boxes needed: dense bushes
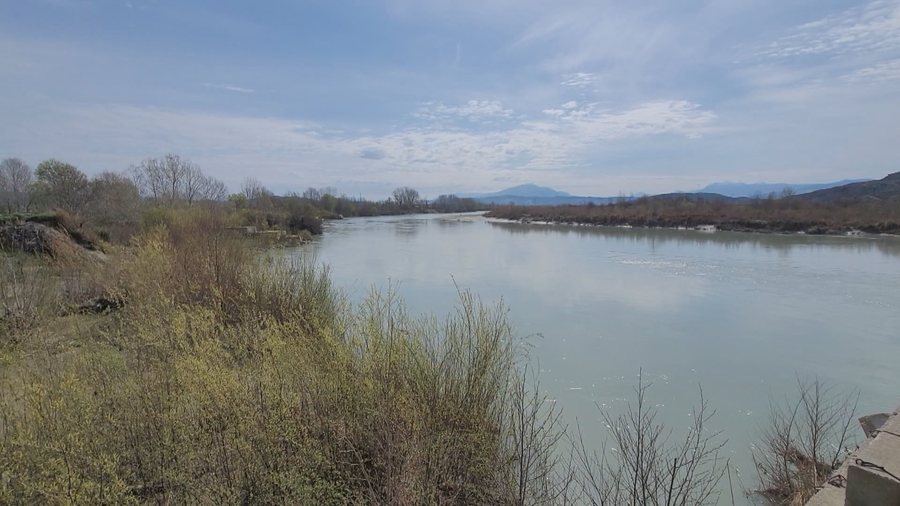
[0,213,573,504]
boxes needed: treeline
[487,193,900,235]
[0,155,485,244]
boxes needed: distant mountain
[465,184,571,199]
[795,172,900,203]
[461,184,617,206]
[472,195,619,206]
[698,179,869,198]
[459,174,897,207]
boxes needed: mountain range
[463,175,898,206]
[461,184,618,206]
[696,179,869,198]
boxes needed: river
[292,212,900,501]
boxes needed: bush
[0,216,566,503]
[287,213,323,235]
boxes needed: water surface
[292,213,900,499]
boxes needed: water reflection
[302,212,900,506]
[488,220,900,258]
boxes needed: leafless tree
[753,378,859,505]
[505,367,574,505]
[201,176,228,202]
[131,156,172,201]
[241,177,273,208]
[0,158,33,212]
[574,374,729,505]
[241,177,266,200]
[131,154,225,205]
[392,186,420,209]
[302,187,322,201]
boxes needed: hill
[698,179,869,198]
[463,184,617,206]
[795,172,900,203]
[482,183,571,198]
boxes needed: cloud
[414,99,514,121]
[359,147,387,160]
[844,58,900,83]
[756,0,900,59]
[1,98,716,195]
[560,72,598,88]
[203,83,255,94]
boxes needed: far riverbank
[485,199,900,236]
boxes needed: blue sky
[1,0,899,198]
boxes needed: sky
[1,0,899,198]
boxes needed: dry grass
[0,209,569,504]
[488,197,900,235]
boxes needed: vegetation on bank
[0,153,867,504]
[487,192,900,235]
[0,206,866,504]
[0,208,733,504]
[0,155,485,250]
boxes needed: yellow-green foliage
[0,209,561,504]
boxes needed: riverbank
[485,198,900,236]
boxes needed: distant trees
[131,154,226,206]
[432,194,482,213]
[0,158,33,213]
[241,177,273,209]
[33,159,91,214]
[392,187,421,210]
[302,187,322,201]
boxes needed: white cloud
[203,83,255,94]
[1,99,716,195]
[757,0,900,59]
[414,99,514,121]
[560,72,598,88]
[844,58,900,83]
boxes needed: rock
[78,296,121,314]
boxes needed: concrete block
[845,424,900,506]
[846,463,900,505]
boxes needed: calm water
[292,212,900,499]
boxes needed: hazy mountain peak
[488,184,571,198]
[698,179,870,198]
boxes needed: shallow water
[292,212,900,502]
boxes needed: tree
[241,177,273,209]
[184,165,227,204]
[432,194,480,213]
[33,159,90,213]
[302,187,322,201]
[85,171,141,227]
[228,193,248,209]
[392,186,420,209]
[201,177,228,202]
[131,154,226,205]
[0,158,33,212]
